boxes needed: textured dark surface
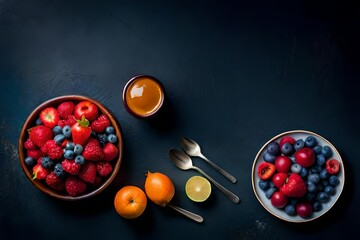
[1,0,359,239]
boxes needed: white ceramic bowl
[251,130,345,222]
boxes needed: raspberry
[65,176,86,197]
[62,159,81,175]
[57,102,75,119]
[27,149,45,160]
[96,161,113,177]
[24,138,37,150]
[91,114,110,133]
[78,162,96,183]
[103,143,118,161]
[46,172,65,191]
[83,139,104,161]
[47,144,63,160]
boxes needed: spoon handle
[200,154,237,183]
[167,204,204,223]
[193,166,240,204]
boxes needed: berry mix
[257,135,341,218]
[23,100,120,197]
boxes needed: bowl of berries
[18,95,123,200]
[252,130,344,222]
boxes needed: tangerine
[114,186,147,219]
[144,171,175,207]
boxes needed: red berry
[47,144,63,160]
[91,114,110,133]
[272,172,288,188]
[295,147,315,167]
[46,172,65,191]
[83,138,104,161]
[24,138,37,150]
[325,159,340,175]
[78,162,97,183]
[71,116,92,146]
[27,149,45,160]
[62,159,81,175]
[275,155,292,173]
[102,142,118,161]
[271,191,288,208]
[57,101,75,119]
[257,162,276,180]
[96,161,113,177]
[296,203,313,218]
[40,107,60,128]
[280,173,306,198]
[279,136,295,148]
[29,125,53,147]
[32,163,50,180]
[65,176,87,197]
[74,101,99,122]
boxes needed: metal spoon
[180,137,237,183]
[167,203,203,223]
[169,149,240,204]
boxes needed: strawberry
[24,138,37,150]
[40,107,60,128]
[57,101,75,119]
[78,162,97,183]
[96,161,113,177]
[91,114,110,133]
[62,159,81,175]
[32,163,50,180]
[280,173,306,198]
[65,176,87,197]
[71,115,92,146]
[83,138,104,161]
[103,142,118,161]
[27,149,45,160]
[279,136,296,148]
[46,172,65,191]
[29,125,53,147]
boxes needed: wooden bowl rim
[18,95,123,201]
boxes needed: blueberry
[62,125,72,138]
[318,192,329,203]
[66,142,75,150]
[313,145,322,155]
[306,193,317,203]
[316,154,326,166]
[324,185,335,195]
[299,167,308,178]
[281,142,294,156]
[75,155,85,165]
[291,163,302,174]
[107,134,117,143]
[265,187,277,199]
[36,118,42,125]
[263,152,276,163]
[313,202,322,212]
[52,126,63,135]
[319,169,329,179]
[321,146,333,159]
[329,175,340,186]
[269,181,275,188]
[53,163,66,178]
[305,136,317,148]
[322,180,329,187]
[308,173,320,184]
[318,184,324,192]
[267,142,280,156]
[289,198,298,206]
[306,181,318,193]
[74,144,83,155]
[64,150,75,159]
[294,139,305,151]
[258,180,270,191]
[24,156,35,167]
[311,165,322,173]
[105,126,115,135]
[54,134,65,145]
[41,156,54,169]
[285,205,296,215]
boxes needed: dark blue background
[1,0,359,239]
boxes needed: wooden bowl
[18,95,123,200]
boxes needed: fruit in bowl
[19,95,123,200]
[252,130,345,222]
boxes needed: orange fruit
[144,171,175,207]
[114,186,147,219]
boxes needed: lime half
[185,176,212,202]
